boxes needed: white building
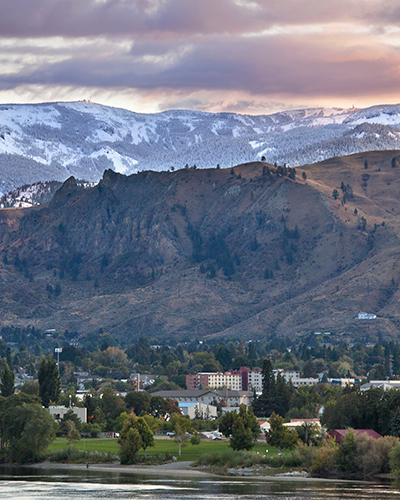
[274,369,319,387]
[328,378,355,387]
[207,372,242,390]
[48,406,87,423]
[179,402,217,419]
[360,380,400,391]
[358,312,377,320]
[248,370,262,391]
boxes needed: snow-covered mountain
[1,100,400,195]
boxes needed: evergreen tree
[266,412,299,450]
[248,341,257,360]
[221,405,260,450]
[275,373,294,416]
[230,417,253,451]
[0,363,14,397]
[38,357,61,407]
[252,358,277,417]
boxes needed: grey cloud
[0,0,394,39]
[0,0,399,112]
[1,33,398,101]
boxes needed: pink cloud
[0,0,399,112]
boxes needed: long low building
[151,389,254,407]
[360,380,400,391]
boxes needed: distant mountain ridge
[1,101,400,195]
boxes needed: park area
[47,436,279,463]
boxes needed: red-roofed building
[329,429,382,443]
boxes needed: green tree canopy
[38,357,61,407]
[118,414,143,465]
[125,391,151,416]
[118,413,155,462]
[135,416,155,458]
[220,405,260,451]
[0,393,56,462]
[266,412,299,450]
[1,363,14,397]
[230,416,253,451]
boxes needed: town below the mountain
[1,325,400,477]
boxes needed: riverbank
[28,460,367,483]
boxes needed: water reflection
[0,466,399,500]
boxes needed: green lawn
[48,437,278,462]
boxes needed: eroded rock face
[0,153,398,343]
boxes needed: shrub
[356,434,398,476]
[295,443,316,469]
[336,429,358,475]
[310,442,337,477]
[390,442,400,476]
[194,449,302,471]
[49,449,117,464]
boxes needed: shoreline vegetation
[25,460,361,483]
[41,430,400,481]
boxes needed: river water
[0,466,399,500]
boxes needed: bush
[49,449,117,464]
[295,443,316,469]
[310,442,338,477]
[194,449,302,471]
[356,434,398,476]
[390,442,400,476]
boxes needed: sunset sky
[1,0,400,115]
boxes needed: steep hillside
[1,152,400,344]
[2,101,400,195]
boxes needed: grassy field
[48,437,278,462]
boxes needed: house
[329,429,382,443]
[284,418,321,431]
[130,373,156,390]
[258,420,271,432]
[48,405,87,423]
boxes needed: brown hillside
[0,152,400,344]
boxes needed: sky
[1,0,400,115]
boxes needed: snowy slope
[1,101,400,195]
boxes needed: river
[0,465,399,500]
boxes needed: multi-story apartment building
[186,367,322,392]
[186,371,242,390]
[186,367,254,391]
[248,369,262,392]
